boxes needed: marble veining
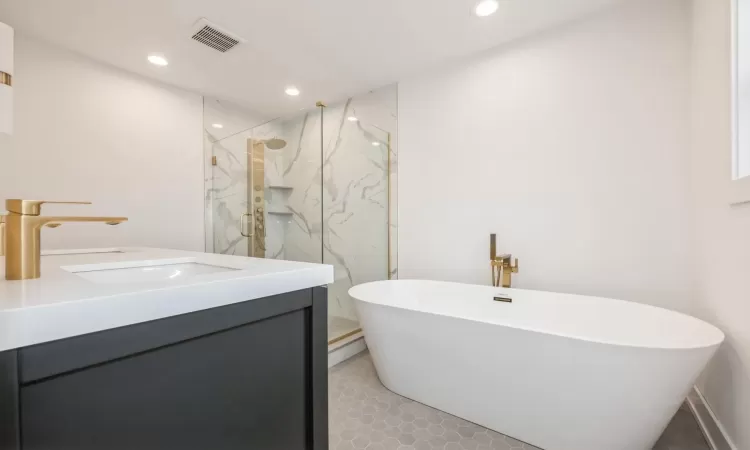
[275,86,397,325]
[284,111,310,177]
[205,128,249,256]
[204,85,398,338]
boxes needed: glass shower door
[207,123,254,257]
[206,94,397,346]
[209,110,324,262]
[323,102,392,342]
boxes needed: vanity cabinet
[0,287,328,450]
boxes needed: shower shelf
[267,209,293,216]
[268,185,293,190]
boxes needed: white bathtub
[349,280,724,450]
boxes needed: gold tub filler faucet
[490,233,519,288]
[1,199,127,280]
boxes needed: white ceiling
[0,0,627,118]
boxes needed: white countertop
[0,247,334,352]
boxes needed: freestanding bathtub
[349,280,724,450]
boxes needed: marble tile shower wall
[323,98,394,321]
[205,119,285,257]
[204,85,398,324]
[281,86,398,322]
[204,126,250,256]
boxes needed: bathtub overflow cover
[493,294,512,303]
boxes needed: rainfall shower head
[264,137,287,150]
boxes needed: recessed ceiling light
[348,116,358,122]
[147,54,169,66]
[372,142,380,146]
[475,0,499,17]
[212,123,224,129]
[285,86,300,96]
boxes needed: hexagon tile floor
[328,352,709,450]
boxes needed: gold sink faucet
[490,234,519,288]
[4,199,127,280]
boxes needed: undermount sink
[68,262,238,284]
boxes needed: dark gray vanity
[0,287,328,450]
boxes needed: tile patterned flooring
[652,404,712,450]
[329,352,709,450]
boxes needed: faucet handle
[6,200,92,216]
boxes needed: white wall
[0,35,205,251]
[690,0,750,448]
[738,0,750,178]
[398,0,694,312]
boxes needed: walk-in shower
[203,85,398,344]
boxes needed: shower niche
[204,85,398,344]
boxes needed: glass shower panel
[207,121,253,256]
[323,102,391,342]
[205,91,398,346]
[261,109,324,264]
[207,104,324,264]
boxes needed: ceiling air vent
[190,18,244,53]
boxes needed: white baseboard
[687,386,737,450]
[328,335,367,368]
